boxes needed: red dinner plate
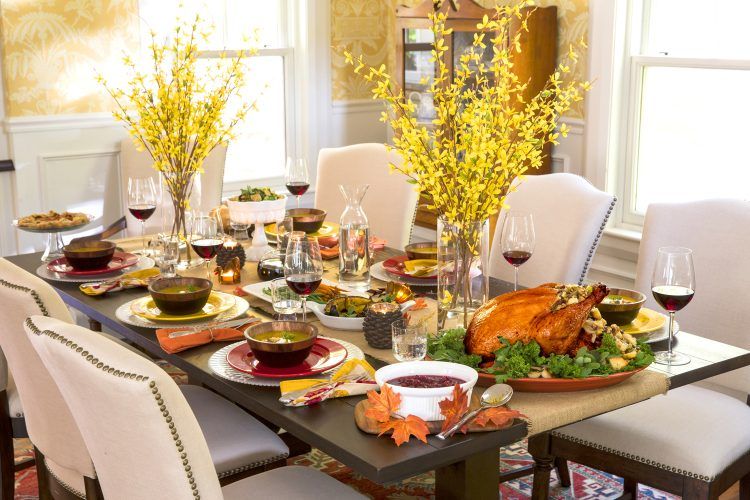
[46,252,139,276]
[382,255,436,281]
[475,367,646,392]
[226,338,348,378]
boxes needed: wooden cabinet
[395,0,558,230]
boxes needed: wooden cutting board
[354,391,516,435]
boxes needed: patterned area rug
[9,362,680,499]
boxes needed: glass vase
[338,184,371,289]
[437,217,490,330]
[162,173,203,269]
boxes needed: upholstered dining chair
[119,139,227,237]
[25,315,366,500]
[546,199,750,499]
[315,143,419,249]
[0,258,289,498]
[488,173,616,287]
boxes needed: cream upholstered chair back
[0,259,95,487]
[26,316,224,500]
[634,199,750,400]
[315,144,419,249]
[488,173,616,287]
[120,139,227,237]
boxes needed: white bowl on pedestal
[226,196,287,261]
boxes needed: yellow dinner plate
[130,292,236,322]
[618,308,666,335]
[265,221,340,239]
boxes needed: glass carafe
[338,184,371,288]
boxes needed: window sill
[603,226,642,243]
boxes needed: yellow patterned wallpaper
[331,0,588,118]
[0,0,139,117]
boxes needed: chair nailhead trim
[25,317,202,499]
[550,430,713,481]
[44,461,86,499]
[0,278,50,316]
[578,196,617,285]
[216,452,290,479]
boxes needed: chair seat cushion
[552,385,750,480]
[179,385,289,477]
[221,465,366,499]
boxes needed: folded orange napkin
[318,236,387,260]
[156,318,260,354]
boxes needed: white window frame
[586,0,750,233]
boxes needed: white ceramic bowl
[309,300,416,332]
[226,196,287,224]
[374,361,478,421]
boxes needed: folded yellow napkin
[79,268,160,296]
[279,359,377,406]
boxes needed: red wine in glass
[286,182,310,196]
[191,238,224,260]
[285,274,322,296]
[129,204,157,221]
[652,285,695,312]
[502,250,532,266]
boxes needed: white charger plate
[36,256,155,283]
[116,293,249,329]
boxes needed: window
[138,0,296,194]
[606,0,750,228]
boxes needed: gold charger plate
[265,221,340,239]
[130,292,236,322]
[618,308,666,335]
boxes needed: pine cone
[363,303,402,349]
[216,244,246,269]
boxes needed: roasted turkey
[465,283,609,362]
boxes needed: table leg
[435,447,499,500]
[528,433,553,500]
[88,318,102,332]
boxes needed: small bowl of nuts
[596,288,646,326]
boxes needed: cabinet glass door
[403,28,436,124]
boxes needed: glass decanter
[338,184,371,288]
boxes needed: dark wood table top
[7,250,750,484]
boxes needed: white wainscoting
[4,114,128,255]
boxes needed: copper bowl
[62,240,116,270]
[288,208,327,234]
[244,321,317,368]
[597,288,646,326]
[148,277,212,316]
[405,242,439,261]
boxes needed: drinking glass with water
[150,237,179,278]
[270,278,301,319]
[392,319,427,362]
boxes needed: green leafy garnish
[426,328,482,368]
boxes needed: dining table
[7,241,750,500]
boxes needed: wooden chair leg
[88,319,102,332]
[740,472,750,500]
[682,477,712,500]
[554,457,571,487]
[84,476,104,500]
[0,390,15,500]
[620,477,638,500]
[33,447,52,500]
[529,433,553,500]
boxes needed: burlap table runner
[117,236,671,434]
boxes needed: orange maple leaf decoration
[438,383,470,434]
[365,385,428,446]
[409,297,428,311]
[473,406,526,428]
[378,415,429,446]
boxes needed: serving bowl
[375,361,478,421]
[244,321,318,368]
[597,288,646,326]
[148,277,212,316]
[288,208,327,234]
[62,240,116,270]
[404,242,438,261]
[309,298,415,331]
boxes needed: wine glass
[284,231,323,321]
[500,211,535,291]
[190,215,224,280]
[285,158,310,208]
[651,246,695,366]
[128,177,157,255]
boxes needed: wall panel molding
[4,113,120,134]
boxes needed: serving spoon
[436,383,514,440]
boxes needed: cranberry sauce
[387,374,465,388]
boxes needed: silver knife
[168,317,258,338]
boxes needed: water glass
[150,237,179,278]
[392,319,427,362]
[276,215,294,254]
[270,278,301,319]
